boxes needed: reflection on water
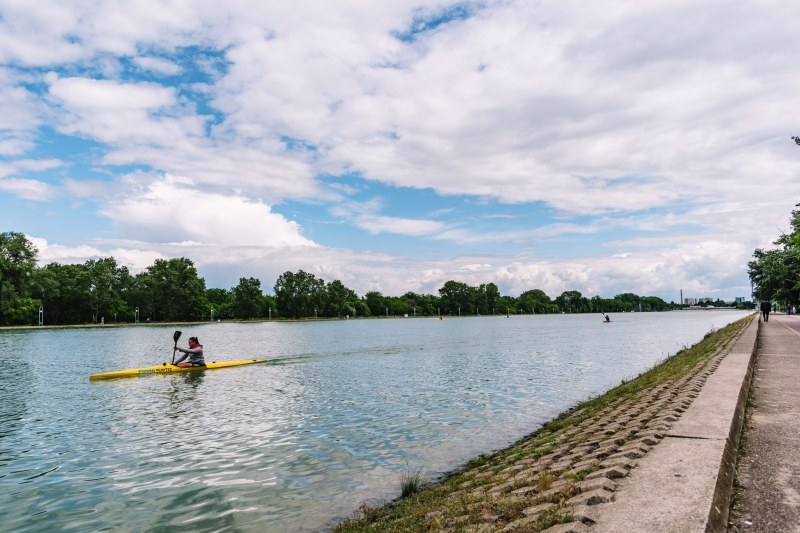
[0,312,750,531]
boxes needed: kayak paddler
[174,336,206,368]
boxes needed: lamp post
[135,307,139,323]
[38,306,43,326]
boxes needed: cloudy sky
[1,0,798,302]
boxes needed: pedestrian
[760,301,771,322]
[174,337,206,367]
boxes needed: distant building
[684,298,698,305]
[735,297,745,304]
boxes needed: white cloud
[101,174,318,248]
[330,197,445,237]
[0,67,43,156]
[4,0,800,301]
[0,178,53,201]
[0,158,61,201]
[47,76,201,144]
[133,56,183,76]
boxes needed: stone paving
[338,316,753,532]
[462,364,726,532]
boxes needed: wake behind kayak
[89,359,268,381]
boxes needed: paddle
[171,330,182,365]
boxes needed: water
[0,311,749,531]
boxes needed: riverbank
[335,314,757,532]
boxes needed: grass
[400,462,424,498]
[333,314,754,532]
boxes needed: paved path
[731,314,800,532]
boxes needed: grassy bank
[334,314,754,532]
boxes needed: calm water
[0,311,749,531]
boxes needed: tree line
[1,231,738,326]
[748,204,800,309]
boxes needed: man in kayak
[174,337,206,367]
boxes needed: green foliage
[133,258,208,322]
[400,463,424,498]
[0,232,38,325]
[748,204,800,307]
[232,277,265,319]
[274,270,326,319]
[2,230,726,325]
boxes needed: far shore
[0,308,750,332]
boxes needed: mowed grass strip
[334,314,753,532]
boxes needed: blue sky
[2,0,799,301]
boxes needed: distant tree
[438,280,474,315]
[555,290,587,313]
[0,232,39,325]
[749,247,798,304]
[364,291,387,316]
[232,277,265,319]
[133,258,207,321]
[324,279,358,317]
[274,270,325,318]
[206,287,233,319]
[518,289,552,314]
[84,257,131,322]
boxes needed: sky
[1,0,799,302]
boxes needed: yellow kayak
[89,359,269,381]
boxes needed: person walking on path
[729,314,800,530]
[760,300,771,322]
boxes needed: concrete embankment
[335,314,760,532]
[585,315,758,532]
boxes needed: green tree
[232,277,265,319]
[0,232,39,325]
[84,257,131,322]
[518,289,552,314]
[365,290,387,317]
[133,258,207,321]
[749,247,799,304]
[438,280,474,315]
[274,270,325,318]
[324,279,358,317]
[206,287,233,319]
[555,290,587,313]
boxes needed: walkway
[730,314,800,532]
